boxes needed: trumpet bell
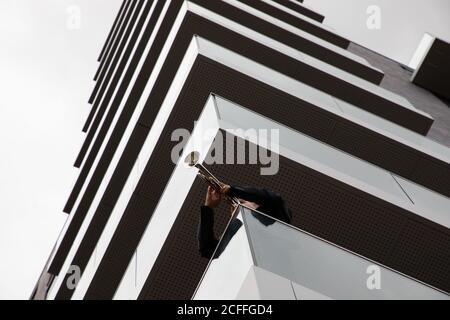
[184,151,200,167]
[184,150,240,205]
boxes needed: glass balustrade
[194,205,450,300]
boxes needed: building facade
[32,0,450,300]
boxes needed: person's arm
[226,185,292,223]
[197,206,219,259]
[228,185,282,207]
[197,186,221,259]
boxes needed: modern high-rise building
[31,0,450,300]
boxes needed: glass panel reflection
[195,205,449,299]
[241,206,449,300]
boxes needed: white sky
[0,0,121,299]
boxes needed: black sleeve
[197,206,219,259]
[228,185,282,207]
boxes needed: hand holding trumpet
[204,184,239,217]
[185,151,239,205]
[204,183,231,208]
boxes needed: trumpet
[184,151,240,206]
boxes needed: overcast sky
[0,0,121,299]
